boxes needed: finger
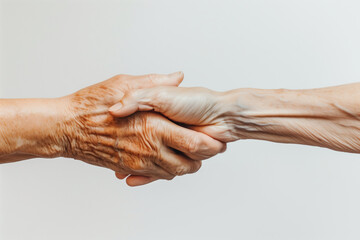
[190,125,235,143]
[144,164,176,180]
[110,85,176,117]
[126,175,158,187]
[109,72,184,115]
[156,147,202,176]
[109,86,178,117]
[115,172,129,180]
[116,160,175,184]
[162,121,226,160]
[108,100,140,118]
[108,88,159,117]
[125,163,177,187]
[127,71,184,90]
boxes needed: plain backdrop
[1,0,360,239]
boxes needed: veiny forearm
[0,98,67,163]
[224,82,360,153]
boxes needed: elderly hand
[109,78,360,155]
[109,84,240,143]
[61,73,226,186]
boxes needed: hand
[109,85,241,142]
[61,73,226,186]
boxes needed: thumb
[109,87,165,117]
[109,71,183,117]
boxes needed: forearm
[223,83,360,153]
[0,98,67,163]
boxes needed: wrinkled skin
[109,86,239,142]
[63,73,226,186]
[110,81,360,154]
[0,72,226,187]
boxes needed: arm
[223,83,360,152]
[109,82,360,153]
[0,98,67,163]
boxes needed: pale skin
[0,72,226,187]
[110,77,360,183]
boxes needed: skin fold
[110,79,360,165]
[0,73,226,186]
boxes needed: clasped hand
[64,72,226,186]
[59,71,360,186]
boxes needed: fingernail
[109,102,123,112]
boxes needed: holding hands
[3,71,359,187]
[109,83,241,143]
[109,72,360,186]
[63,72,226,186]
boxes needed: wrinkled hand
[62,73,226,186]
[109,84,239,143]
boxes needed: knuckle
[173,166,188,176]
[113,74,125,81]
[141,88,167,112]
[188,137,201,154]
[112,74,132,85]
[174,167,187,176]
[172,163,197,176]
[211,142,227,155]
[209,142,224,155]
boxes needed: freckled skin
[0,73,226,186]
[110,82,360,154]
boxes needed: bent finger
[125,164,176,187]
[162,122,226,160]
[109,86,176,117]
[190,125,234,143]
[156,147,202,176]
[115,172,129,179]
[126,175,159,187]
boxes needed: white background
[1,0,360,239]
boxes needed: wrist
[213,89,253,142]
[220,87,341,147]
[218,88,310,141]
[217,88,257,141]
[2,97,71,158]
